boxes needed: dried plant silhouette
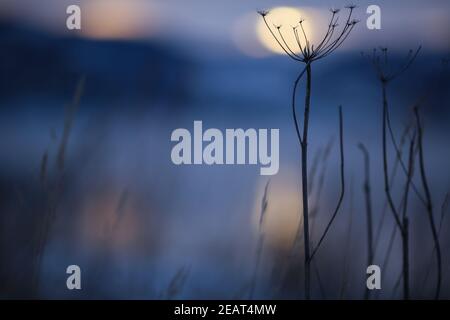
[373,123,412,257]
[249,180,270,299]
[259,6,357,299]
[358,143,374,299]
[339,177,354,299]
[420,193,449,295]
[280,138,333,299]
[373,124,411,300]
[364,47,443,299]
[414,106,442,299]
[362,47,426,204]
[32,77,85,296]
[162,266,190,299]
[309,137,335,236]
[365,48,421,300]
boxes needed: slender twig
[309,106,345,261]
[292,64,311,147]
[259,7,357,299]
[381,197,407,274]
[164,266,190,299]
[374,123,411,255]
[249,180,270,299]
[57,77,85,172]
[382,82,402,230]
[32,77,85,296]
[392,271,403,299]
[312,260,326,299]
[339,176,354,299]
[309,137,335,239]
[381,77,411,300]
[308,148,323,193]
[363,47,426,206]
[414,107,442,300]
[379,223,397,294]
[399,133,416,300]
[385,103,426,205]
[301,63,312,299]
[420,193,449,295]
[375,178,408,300]
[358,143,374,299]
[285,137,333,281]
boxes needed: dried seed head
[345,4,357,10]
[257,10,269,17]
[330,8,340,14]
[258,7,358,63]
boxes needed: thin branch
[316,8,353,55]
[309,106,345,261]
[293,27,307,57]
[276,26,303,60]
[387,46,421,81]
[298,20,310,56]
[374,123,411,255]
[385,104,427,205]
[400,133,416,300]
[292,64,311,147]
[358,143,374,300]
[414,106,442,300]
[364,47,426,206]
[380,223,398,285]
[420,193,449,294]
[382,83,402,229]
[309,137,335,238]
[308,147,323,193]
[316,22,357,60]
[312,260,327,299]
[261,16,303,62]
[249,180,270,299]
[313,11,338,53]
[339,176,354,299]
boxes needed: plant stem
[401,135,415,300]
[309,107,345,261]
[382,83,402,230]
[402,218,409,299]
[414,108,441,300]
[382,82,410,299]
[359,144,374,299]
[301,64,312,300]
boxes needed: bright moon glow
[253,171,301,250]
[257,7,315,55]
[82,0,155,39]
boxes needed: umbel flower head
[362,46,422,83]
[258,5,359,63]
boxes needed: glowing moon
[256,7,314,55]
[82,0,156,39]
[252,169,302,250]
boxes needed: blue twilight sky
[0,0,449,57]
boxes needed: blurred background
[0,0,449,299]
